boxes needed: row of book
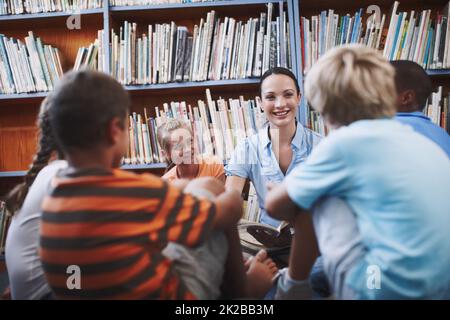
[300,8,385,74]
[123,89,267,165]
[307,110,327,136]
[383,1,450,70]
[73,30,106,72]
[111,3,291,85]
[0,32,63,94]
[300,1,450,74]
[0,201,11,254]
[109,0,224,6]
[426,86,450,134]
[0,0,103,15]
[242,182,261,223]
[305,86,450,137]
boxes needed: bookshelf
[0,165,167,178]
[0,0,297,195]
[292,0,450,133]
[0,78,261,100]
[1,0,449,191]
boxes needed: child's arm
[265,182,307,221]
[266,182,319,285]
[170,178,190,190]
[210,189,243,230]
[288,212,320,281]
[184,177,242,231]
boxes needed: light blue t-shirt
[225,122,322,227]
[285,119,450,299]
[396,111,450,158]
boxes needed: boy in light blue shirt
[391,60,450,158]
[266,45,450,299]
[284,119,450,299]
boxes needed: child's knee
[185,177,225,196]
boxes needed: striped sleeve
[155,182,216,248]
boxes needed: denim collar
[259,121,304,150]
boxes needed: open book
[238,221,291,256]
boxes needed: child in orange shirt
[157,119,225,182]
[157,119,278,297]
[40,70,276,299]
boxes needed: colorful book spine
[122,89,266,165]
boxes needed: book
[73,32,105,72]
[423,86,450,133]
[383,2,450,70]
[122,88,267,165]
[0,201,11,254]
[300,7,387,74]
[109,0,223,7]
[300,1,450,73]
[0,32,62,94]
[0,0,102,15]
[110,5,291,85]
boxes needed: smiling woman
[225,67,321,228]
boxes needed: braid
[3,98,57,214]
[24,111,57,187]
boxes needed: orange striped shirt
[40,168,215,300]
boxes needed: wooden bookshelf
[0,8,104,22]
[297,0,448,14]
[0,0,296,194]
[1,0,449,190]
[293,0,450,78]
[293,0,450,131]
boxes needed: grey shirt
[5,160,68,299]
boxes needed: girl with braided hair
[3,95,67,299]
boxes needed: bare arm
[266,183,319,281]
[265,182,307,221]
[225,175,246,194]
[212,189,243,230]
[289,213,320,281]
[170,178,190,190]
[184,177,243,231]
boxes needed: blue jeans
[309,256,331,298]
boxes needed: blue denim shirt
[225,122,322,227]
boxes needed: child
[157,118,278,295]
[157,118,225,182]
[40,70,276,299]
[4,95,67,299]
[391,60,450,157]
[266,45,450,299]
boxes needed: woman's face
[260,74,300,128]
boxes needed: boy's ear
[400,89,416,105]
[107,117,126,145]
